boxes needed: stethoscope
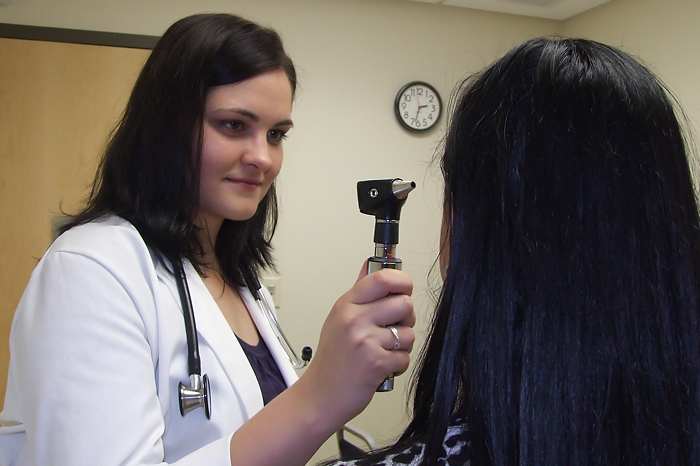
[173,259,312,419]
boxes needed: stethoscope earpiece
[179,373,211,419]
[301,346,313,364]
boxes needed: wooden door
[0,37,150,402]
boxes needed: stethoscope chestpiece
[179,373,211,419]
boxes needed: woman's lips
[226,177,261,190]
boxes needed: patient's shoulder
[328,420,471,466]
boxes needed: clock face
[394,81,442,132]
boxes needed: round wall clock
[394,81,442,132]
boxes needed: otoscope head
[357,178,416,245]
[357,178,416,220]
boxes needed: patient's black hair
[420,36,700,465]
[337,36,700,465]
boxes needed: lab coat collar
[239,285,299,388]
[160,260,298,420]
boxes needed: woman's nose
[242,133,273,171]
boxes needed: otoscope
[357,178,416,392]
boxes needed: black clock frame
[394,81,443,133]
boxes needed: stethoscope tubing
[241,265,309,369]
[174,260,201,376]
[176,259,309,418]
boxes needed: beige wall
[1,0,698,462]
[563,0,700,155]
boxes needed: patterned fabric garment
[329,421,471,466]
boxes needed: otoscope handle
[358,177,415,393]
[366,256,402,274]
[367,256,402,392]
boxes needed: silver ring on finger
[389,325,400,350]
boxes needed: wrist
[288,368,346,437]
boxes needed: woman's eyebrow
[276,119,294,127]
[215,108,293,127]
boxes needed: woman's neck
[195,215,222,274]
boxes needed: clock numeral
[403,94,412,102]
[401,102,407,109]
[404,112,410,119]
[428,95,434,102]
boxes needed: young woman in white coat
[0,13,415,466]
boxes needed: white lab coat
[0,216,298,465]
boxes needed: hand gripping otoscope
[357,178,416,392]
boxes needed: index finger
[349,267,413,305]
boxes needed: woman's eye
[222,120,244,132]
[267,129,288,145]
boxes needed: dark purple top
[236,334,287,405]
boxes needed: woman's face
[198,68,293,229]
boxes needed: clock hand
[415,103,427,120]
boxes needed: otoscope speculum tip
[391,179,416,200]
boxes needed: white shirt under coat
[0,216,298,465]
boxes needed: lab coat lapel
[240,286,299,387]
[166,261,265,419]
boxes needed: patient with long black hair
[325,36,700,465]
